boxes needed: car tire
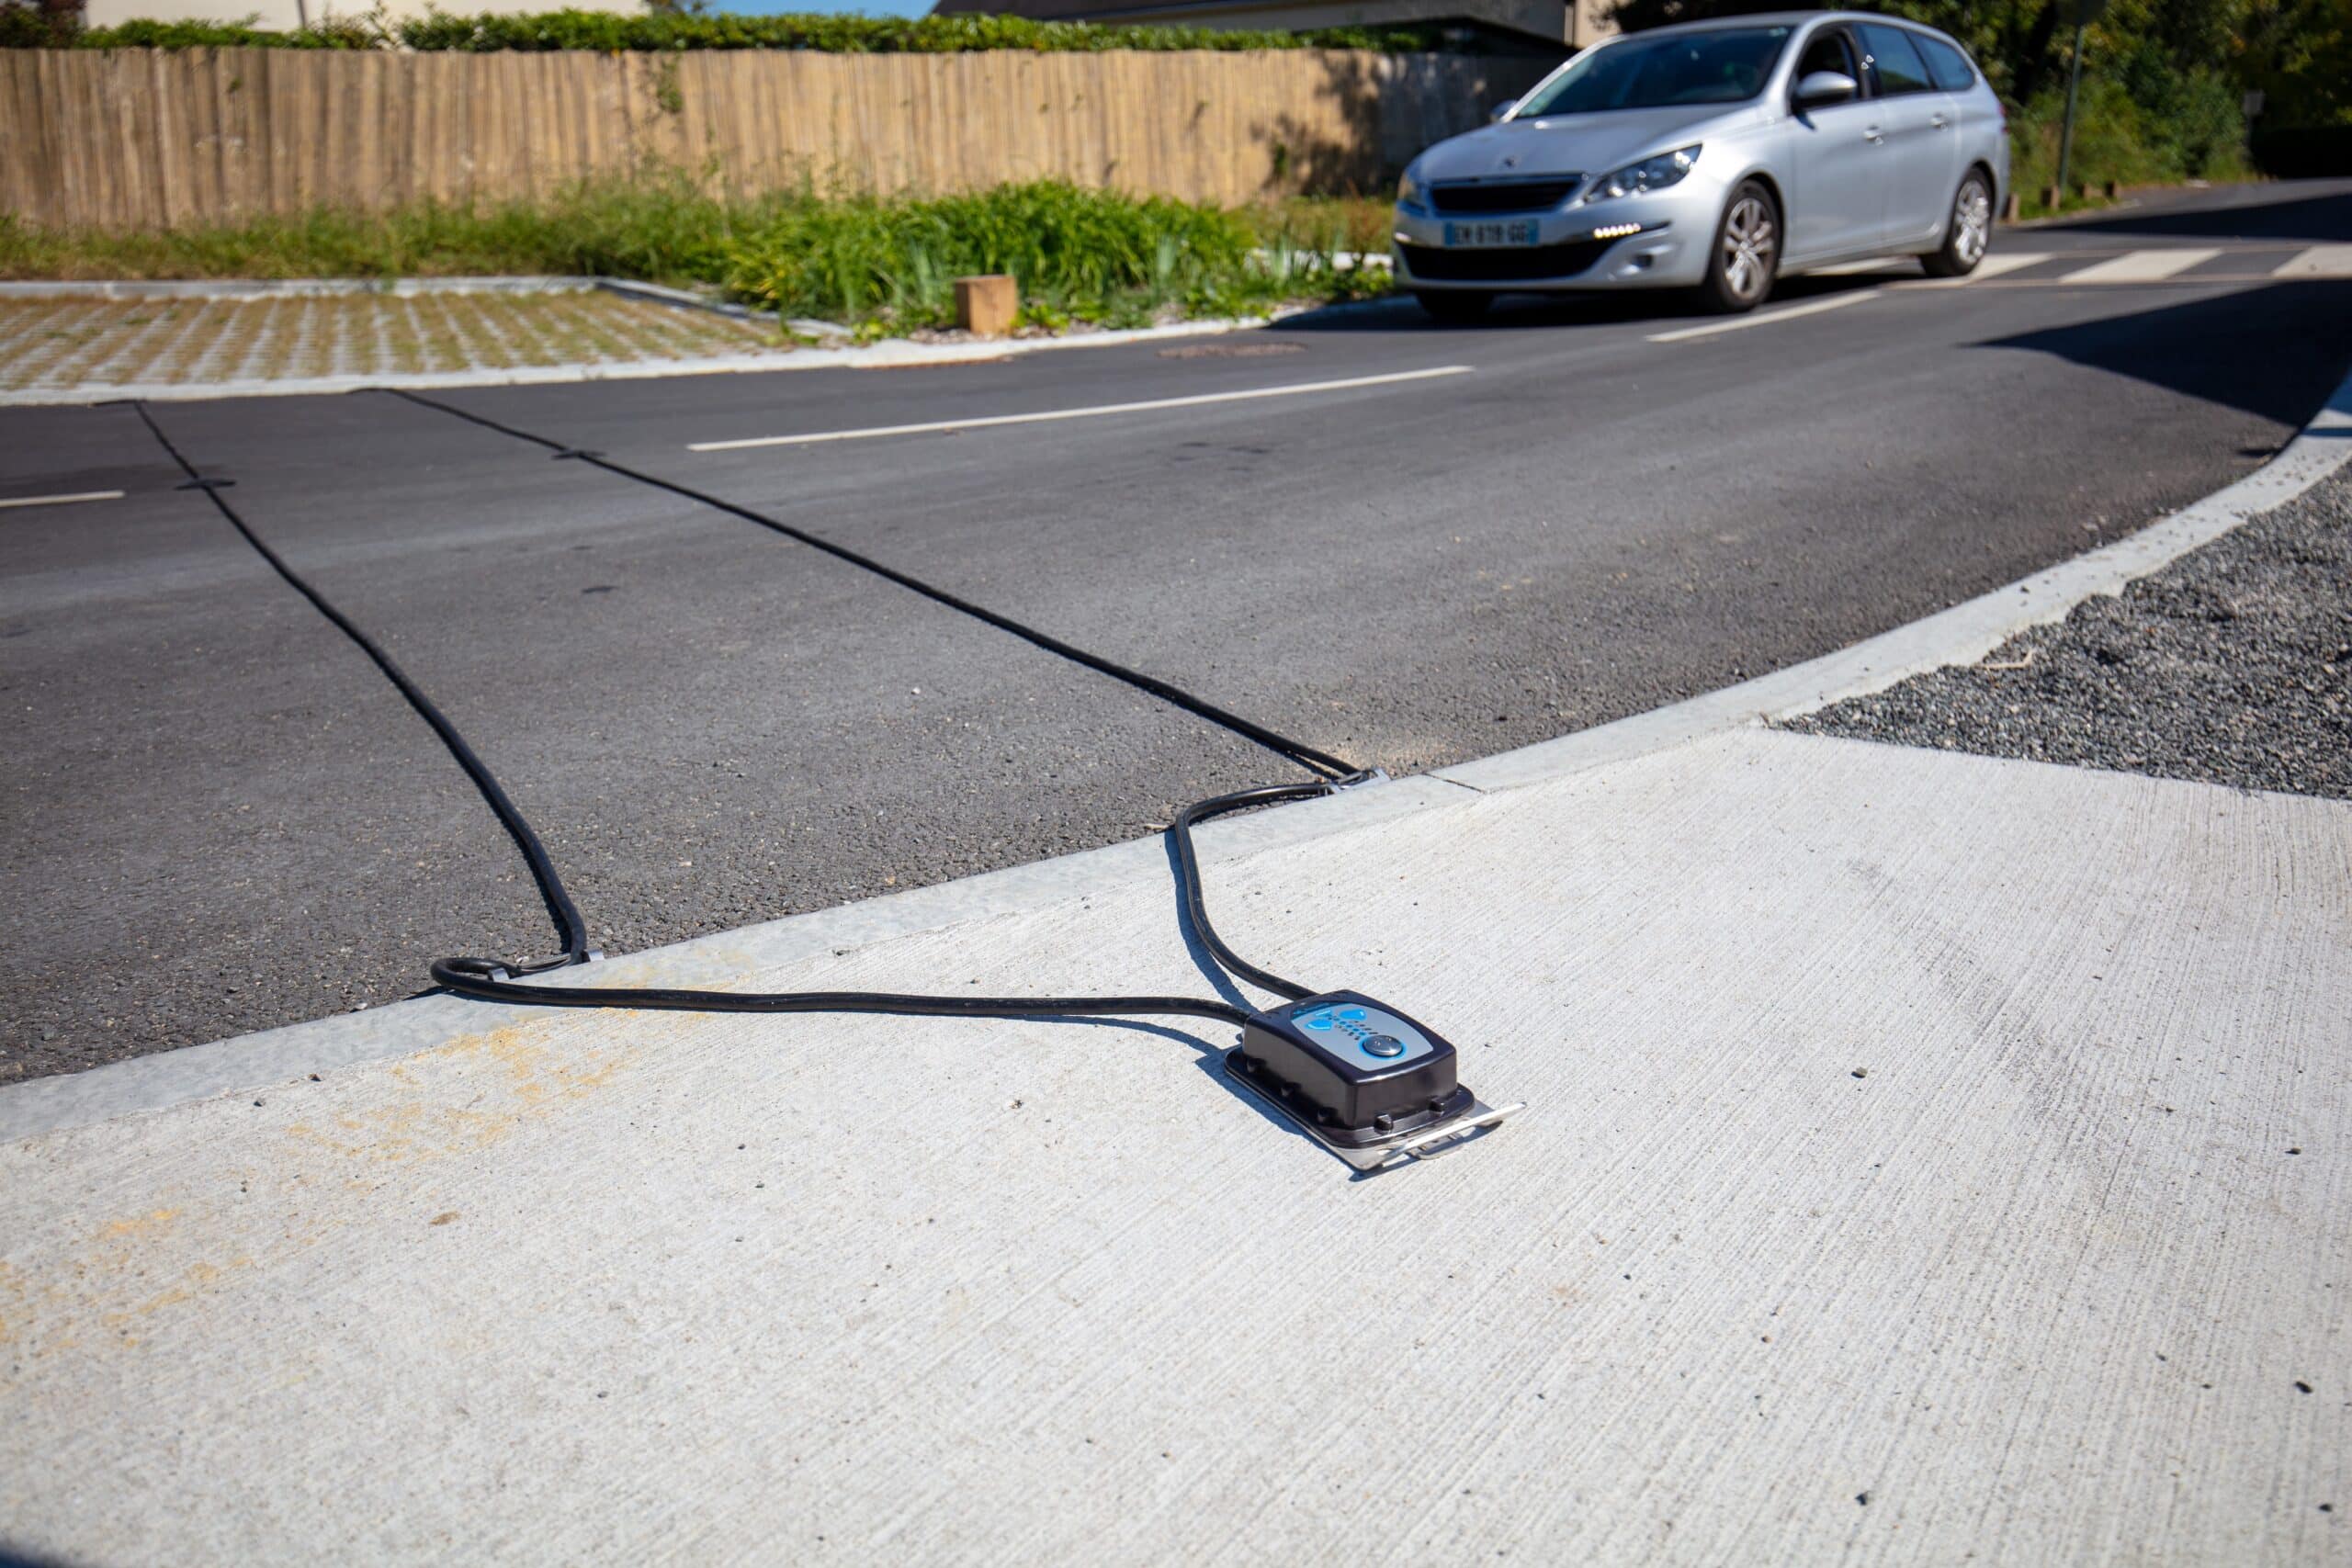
[1698,179,1780,313]
[1921,169,1994,277]
[1414,289,1493,323]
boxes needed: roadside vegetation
[1611,1,2350,197]
[0,6,1485,54]
[0,179,1393,334]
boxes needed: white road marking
[687,366,1476,451]
[1808,256,1916,276]
[0,489,123,511]
[2059,248,2222,283]
[1971,250,2055,279]
[1900,250,2053,288]
[2274,245,2352,277]
[1645,290,1873,343]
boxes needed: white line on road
[0,489,124,511]
[2059,247,2222,283]
[1807,256,1917,276]
[2274,245,2352,277]
[1645,291,1873,343]
[687,366,1476,451]
[1907,251,2053,288]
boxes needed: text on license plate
[1442,220,1540,248]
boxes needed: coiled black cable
[134,399,1351,1024]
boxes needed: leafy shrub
[0,176,1387,331]
[721,180,1319,330]
[15,8,1484,54]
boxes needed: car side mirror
[1792,72,1859,111]
[1488,98,1519,124]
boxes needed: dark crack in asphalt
[1790,468,2352,800]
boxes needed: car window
[1792,27,1859,88]
[1915,34,1979,93]
[1515,25,1793,115]
[1858,24,1935,96]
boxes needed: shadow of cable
[1159,829,1259,1015]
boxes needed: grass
[0,178,1395,336]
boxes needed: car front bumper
[1391,184,1719,292]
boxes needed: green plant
[0,175,1391,333]
[15,8,1498,55]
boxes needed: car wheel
[1921,170,1993,277]
[1414,289,1492,323]
[1700,181,1779,313]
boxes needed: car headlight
[1396,163,1429,213]
[1587,144,1702,202]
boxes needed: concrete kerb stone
[0,775,1468,1142]
[5,362,2346,1144]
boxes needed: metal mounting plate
[1224,1054,1523,1172]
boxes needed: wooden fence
[0,47,1554,230]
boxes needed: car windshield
[1514,26,1792,115]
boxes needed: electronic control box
[1230,990,1474,1145]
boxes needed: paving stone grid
[0,290,793,392]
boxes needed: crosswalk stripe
[2059,248,2222,283]
[1969,251,2052,280]
[1906,250,2052,288]
[2273,245,2352,277]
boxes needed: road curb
[0,280,1374,405]
[6,363,2348,1143]
[1432,365,2352,793]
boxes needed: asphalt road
[6,180,2350,1077]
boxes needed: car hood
[1415,104,1747,182]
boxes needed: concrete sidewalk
[4,378,2348,1563]
[2,721,2346,1564]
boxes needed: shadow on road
[1976,279,2352,426]
[1277,266,1901,336]
[2031,182,2352,244]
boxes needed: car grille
[1428,179,1581,215]
[1397,238,1618,283]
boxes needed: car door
[1781,23,1889,261]
[1855,23,1960,248]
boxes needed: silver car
[1393,10,2007,318]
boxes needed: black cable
[1167,781,1337,1001]
[126,400,594,971]
[377,387,1361,783]
[133,400,1317,1027]
[429,956,1250,1027]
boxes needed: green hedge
[0,7,1480,54]
[0,177,1392,333]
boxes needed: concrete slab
[5,726,2346,1564]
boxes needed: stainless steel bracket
[1224,1054,1523,1173]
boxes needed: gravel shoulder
[1790,468,2352,800]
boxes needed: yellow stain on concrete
[4,1011,685,1359]
[282,1018,645,1167]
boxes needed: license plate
[1442,220,1541,248]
